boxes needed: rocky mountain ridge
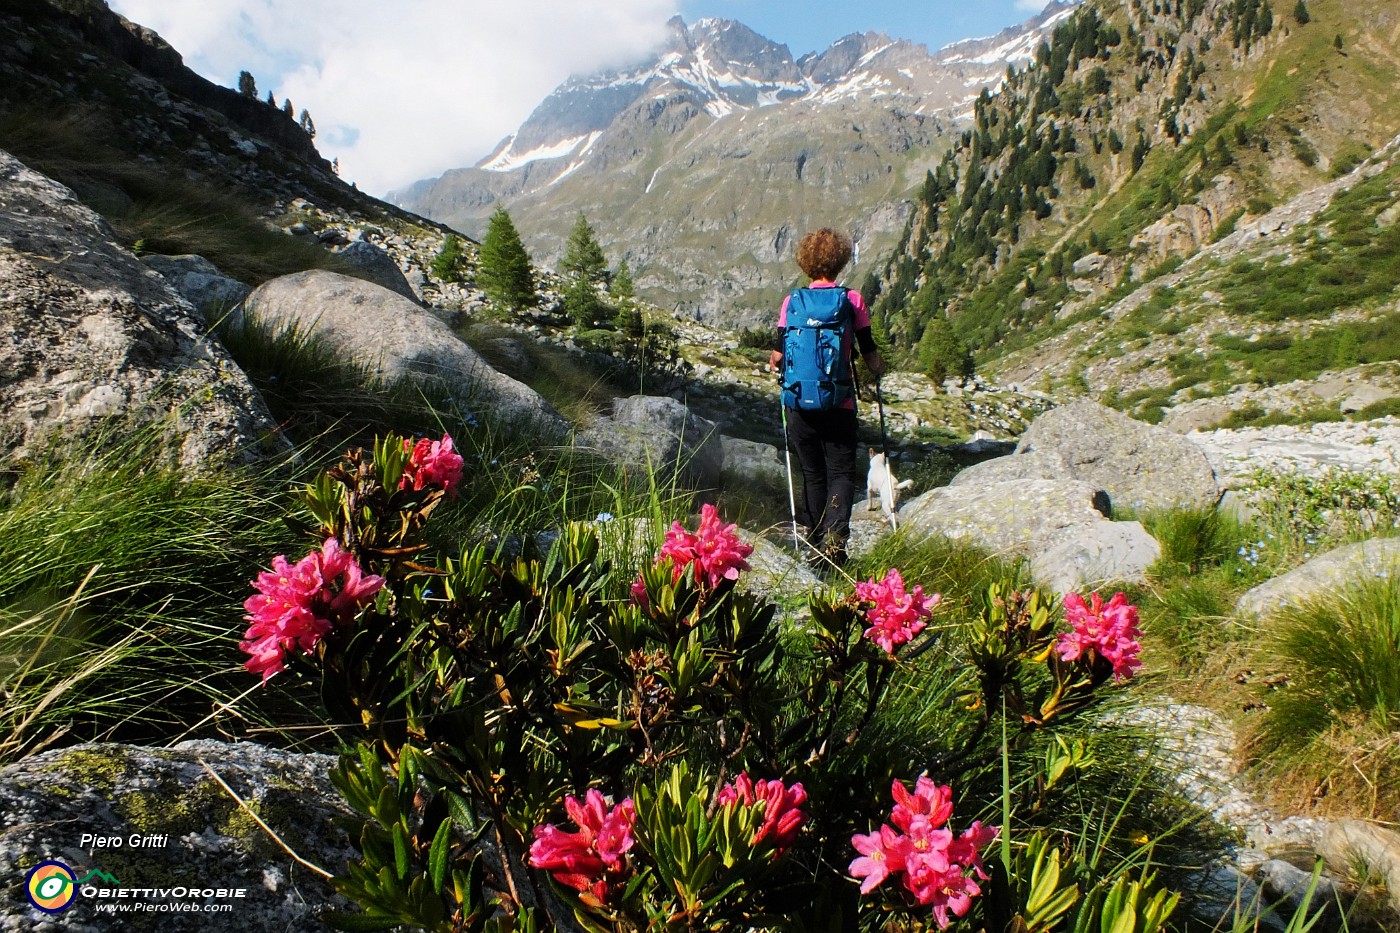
[390,4,1082,330]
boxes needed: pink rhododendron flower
[890,776,954,832]
[717,772,808,854]
[653,503,753,591]
[907,863,982,929]
[400,433,464,496]
[240,538,384,683]
[529,789,636,904]
[849,778,999,929]
[855,569,940,654]
[1056,591,1143,681]
[629,575,650,607]
[850,825,908,893]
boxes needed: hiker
[770,228,885,568]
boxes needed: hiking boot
[817,531,848,572]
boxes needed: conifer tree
[282,98,294,118]
[563,275,608,327]
[610,258,635,300]
[560,213,608,285]
[431,234,465,283]
[265,89,275,106]
[916,312,973,387]
[299,109,316,139]
[478,207,536,311]
[238,70,258,99]
[1292,0,1309,24]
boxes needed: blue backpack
[781,286,853,411]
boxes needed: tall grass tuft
[0,426,321,763]
[1143,505,1252,576]
[1248,572,1400,816]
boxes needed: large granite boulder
[900,479,1160,592]
[333,240,418,302]
[1237,537,1400,619]
[952,400,1220,513]
[0,741,354,932]
[240,270,567,437]
[577,396,723,490]
[140,254,251,320]
[0,150,280,469]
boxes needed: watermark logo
[24,862,121,913]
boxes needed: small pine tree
[1292,0,1309,25]
[1131,133,1150,172]
[1214,136,1234,167]
[610,259,635,300]
[265,89,275,106]
[478,207,536,312]
[560,213,608,285]
[331,157,340,176]
[299,109,316,139]
[1333,33,1344,52]
[431,234,465,283]
[238,70,258,99]
[916,313,974,387]
[282,98,294,118]
[563,275,608,327]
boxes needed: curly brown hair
[795,228,852,281]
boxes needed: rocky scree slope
[391,5,1082,330]
[870,0,1400,425]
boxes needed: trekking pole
[779,398,801,553]
[876,378,891,461]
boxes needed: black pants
[785,406,857,551]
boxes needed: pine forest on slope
[868,0,1400,427]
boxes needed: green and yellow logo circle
[26,861,78,913]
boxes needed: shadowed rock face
[0,741,352,932]
[240,270,568,438]
[0,149,283,470]
[577,395,724,491]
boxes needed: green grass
[1247,574,1400,817]
[0,426,312,762]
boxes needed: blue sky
[106,1,1053,196]
[679,0,1051,58]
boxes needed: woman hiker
[769,228,885,570]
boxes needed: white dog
[866,449,913,529]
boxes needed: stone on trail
[899,478,1159,591]
[1031,519,1162,594]
[952,400,1220,513]
[577,395,724,491]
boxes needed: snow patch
[481,132,600,172]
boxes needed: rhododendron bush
[244,434,1169,932]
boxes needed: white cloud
[107,1,678,196]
